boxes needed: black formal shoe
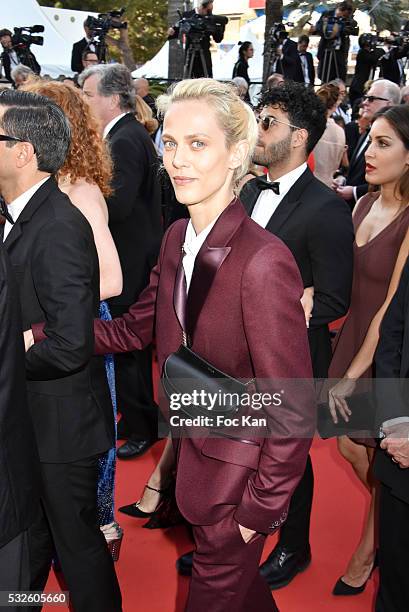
[332,552,378,596]
[117,439,152,459]
[176,550,194,576]
[259,544,311,589]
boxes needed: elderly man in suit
[0,89,121,611]
[0,242,40,609]
[374,258,409,612]
[79,63,163,459]
[334,79,401,207]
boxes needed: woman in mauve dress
[328,104,409,595]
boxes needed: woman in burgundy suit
[27,79,315,611]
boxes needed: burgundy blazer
[34,199,315,534]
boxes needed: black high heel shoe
[332,551,379,596]
[119,484,163,518]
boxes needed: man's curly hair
[260,81,327,154]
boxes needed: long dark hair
[238,41,252,61]
[372,105,409,202]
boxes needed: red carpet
[44,436,377,612]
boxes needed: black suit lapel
[105,113,134,140]
[350,132,368,168]
[264,167,314,235]
[3,177,55,251]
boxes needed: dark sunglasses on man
[362,95,389,104]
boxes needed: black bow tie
[256,177,280,195]
[0,196,13,225]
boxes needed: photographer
[349,34,384,107]
[167,0,226,78]
[379,36,409,86]
[312,1,357,83]
[71,18,103,74]
[268,24,298,79]
[0,28,40,84]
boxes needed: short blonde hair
[156,78,258,191]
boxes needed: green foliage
[38,0,168,65]
[285,0,407,32]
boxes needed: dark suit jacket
[284,48,315,85]
[349,48,384,104]
[5,177,113,463]
[71,37,100,73]
[1,48,41,83]
[346,131,369,202]
[0,245,40,547]
[374,257,409,504]
[240,168,354,377]
[106,113,163,307]
[379,47,408,85]
[88,200,315,534]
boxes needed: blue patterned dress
[97,301,118,525]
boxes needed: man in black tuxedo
[279,35,314,86]
[167,0,226,78]
[270,35,298,79]
[379,39,409,86]
[0,243,40,606]
[349,35,384,107]
[374,258,409,612]
[334,79,401,207]
[0,89,121,611]
[242,82,354,588]
[71,18,102,74]
[0,28,40,84]
[80,63,163,459]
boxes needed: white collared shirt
[3,176,50,242]
[182,215,220,292]
[299,53,310,86]
[103,112,128,139]
[251,163,307,229]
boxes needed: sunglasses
[362,95,390,104]
[257,114,301,132]
[0,134,36,153]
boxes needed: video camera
[317,12,359,41]
[12,25,44,49]
[86,7,127,38]
[176,12,228,41]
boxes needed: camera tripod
[183,37,209,78]
[320,46,340,83]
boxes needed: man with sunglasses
[0,90,121,611]
[334,79,401,206]
[239,81,354,590]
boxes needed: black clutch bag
[162,344,254,420]
[317,392,376,439]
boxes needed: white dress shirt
[182,215,220,292]
[251,163,307,229]
[299,53,310,86]
[103,112,128,139]
[3,177,50,242]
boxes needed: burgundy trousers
[185,508,278,612]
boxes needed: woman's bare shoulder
[63,179,108,219]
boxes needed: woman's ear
[229,140,249,171]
